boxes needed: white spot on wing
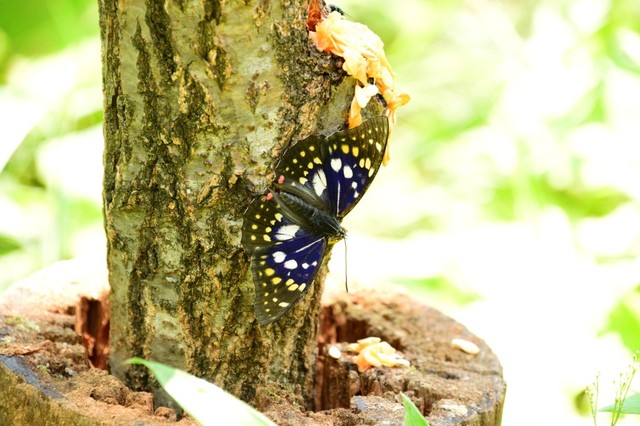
[275,224,300,241]
[312,169,327,197]
[343,165,353,178]
[284,259,298,269]
[331,158,342,172]
[273,251,286,263]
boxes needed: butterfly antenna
[343,237,349,293]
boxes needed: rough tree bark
[99,0,362,407]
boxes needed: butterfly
[242,116,390,324]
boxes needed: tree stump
[0,260,505,425]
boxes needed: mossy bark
[99,0,356,408]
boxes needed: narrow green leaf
[126,358,276,426]
[599,392,640,414]
[402,393,429,426]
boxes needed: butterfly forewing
[251,235,327,324]
[322,116,389,217]
[242,196,329,324]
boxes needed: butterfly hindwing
[323,116,389,217]
[273,116,389,217]
[251,235,327,324]
[275,135,332,210]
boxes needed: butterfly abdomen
[274,191,345,239]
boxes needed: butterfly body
[272,190,345,239]
[242,116,389,324]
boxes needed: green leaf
[599,392,640,415]
[126,358,276,426]
[402,393,429,426]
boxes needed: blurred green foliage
[0,0,98,80]
[604,289,640,352]
[0,0,639,424]
[0,0,102,291]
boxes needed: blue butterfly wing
[274,116,389,217]
[275,135,332,211]
[322,116,389,217]
[242,196,327,324]
[242,195,292,254]
[251,235,327,324]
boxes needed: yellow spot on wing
[272,277,282,284]
[341,144,349,154]
[352,147,359,156]
[265,268,275,277]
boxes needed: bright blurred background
[0,0,638,425]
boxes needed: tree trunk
[99,0,360,408]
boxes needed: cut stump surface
[0,260,505,425]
